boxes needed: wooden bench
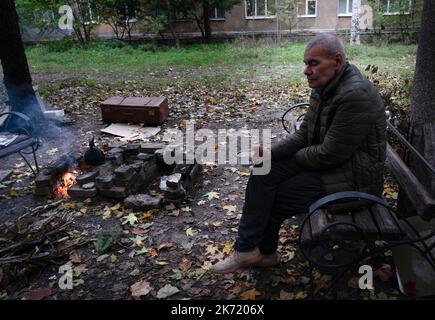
[0,111,40,175]
[282,103,435,295]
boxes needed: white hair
[305,34,346,59]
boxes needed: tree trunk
[203,2,212,42]
[350,0,361,45]
[165,0,180,48]
[0,0,46,134]
[398,0,435,219]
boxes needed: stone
[164,184,186,200]
[173,164,193,176]
[124,194,162,210]
[0,170,12,182]
[123,144,141,156]
[142,158,159,180]
[82,182,95,189]
[35,173,53,187]
[140,143,167,154]
[34,186,50,196]
[76,170,99,186]
[114,165,135,186]
[166,173,182,189]
[136,153,154,161]
[131,160,144,172]
[99,186,128,198]
[95,175,114,190]
[106,152,123,166]
[68,186,97,198]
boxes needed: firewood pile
[0,201,88,288]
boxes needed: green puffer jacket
[271,63,386,197]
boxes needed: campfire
[53,167,81,198]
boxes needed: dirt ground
[0,73,405,301]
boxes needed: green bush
[45,36,76,52]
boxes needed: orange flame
[54,169,80,198]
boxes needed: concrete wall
[94,0,372,39]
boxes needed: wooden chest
[100,96,168,125]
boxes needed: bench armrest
[282,102,310,133]
[0,111,34,136]
[309,191,388,214]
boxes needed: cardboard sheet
[101,123,161,141]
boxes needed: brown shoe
[211,248,262,274]
[251,252,281,268]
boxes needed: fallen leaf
[179,258,192,272]
[348,276,360,289]
[158,242,174,251]
[374,264,393,282]
[122,213,138,226]
[73,264,87,276]
[211,221,224,228]
[157,284,179,299]
[294,291,307,300]
[204,191,220,201]
[46,148,58,156]
[24,287,52,300]
[240,288,261,300]
[130,279,152,299]
[69,252,82,264]
[186,227,196,237]
[279,290,294,300]
[222,241,233,255]
[222,205,237,213]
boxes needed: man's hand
[251,144,271,165]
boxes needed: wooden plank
[310,209,329,240]
[370,204,403,240]
[352,207,380,239]
[386,143,435,220]
[330,212,358,239]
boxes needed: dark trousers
[234,157,323,254]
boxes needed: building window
[381,0,411,15]
[338,0,353,16]
[297,0,317,17]
[210,7,225,20]
[245,0,276,19]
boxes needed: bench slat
[352,208,379,239]
[370,204,403,240]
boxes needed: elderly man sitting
[212,34,386,274]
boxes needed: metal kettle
[84,135,105,166]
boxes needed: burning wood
[53,168,80,198]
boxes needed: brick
[124,194,162,210]
[140,143,167,154]
[95,175,114,190]
[82,182,95,189]
[114,165,135,186]
[76,170,99,186]
[68,186,97,198]
[166,173,182,189]
[35,173,53,187]
[136,153,154,161]
[123,144,141,156]
[131,160,144,172]
[164,184,186,200]
[34,186,50,196]
[99,186,128,198]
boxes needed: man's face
[303,44,343,88]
